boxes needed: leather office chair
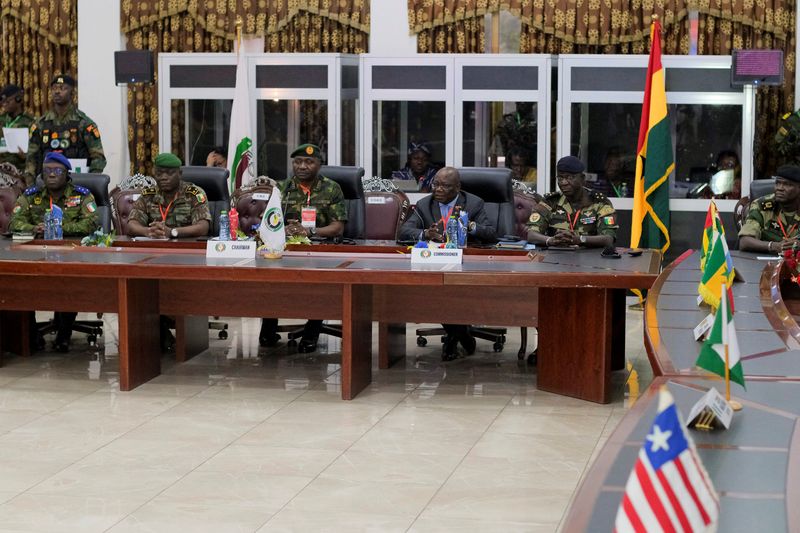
[0,166,24,233]
[362,177,411,240]
[110,174,158,235]
[416,167,516,354]
[180,166,230,237]
[320,165,366,239]
[733,178,775,232]
[512,180,545,239]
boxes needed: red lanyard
[159,199,175,223]
[568,209,582,231]
[778,214,797,239]
[298,183,312,206]
[440,206,454,229]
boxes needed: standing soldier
[0,84,35,172]
[25,74,106,185]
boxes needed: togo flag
[226,36,261,195]
[696,285,745,388]
[630,19,673,254]
[258,186,286,254]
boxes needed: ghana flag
[631,19,674,254]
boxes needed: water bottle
[51,205,63,240]
[43,209,52,240]
[218,210,230,241]
[458,210,468,248]
[620,182,629,197]
[229,207,239,240]
[445,214,459,249]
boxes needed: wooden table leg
[611,289,627,371]
[0,311,32,358]
[175,315,209,363]
[341,284,373,400]
[378,322,406,369]
[537,287,613,404]
[118,279,161,391]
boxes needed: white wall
[369,0,417,55]
[77,0,128,185]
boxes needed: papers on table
[2,127,29,153]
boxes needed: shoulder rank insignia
[591,191,608,202]
[762,200,773,210]
[23,186,39,196]
[186,185,206,202]
[73,185,90,195]
[141,186,157,195]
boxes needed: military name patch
[580,216,596,225]
[65,196,81,207]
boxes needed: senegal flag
[631,20,673,253]
[696,286,745,388]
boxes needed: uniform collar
[43,104,78,121]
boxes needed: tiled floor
[0,306,652,532]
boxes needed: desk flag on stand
[614,387,719,533]
[226,28,260,195]
[696,285,745,389]
[258,186,285,256]
[630,18,673,255]
[700,201,721,270]
[698,218,735,310]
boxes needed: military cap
[776,165,800,184]
[43,151,71,170]
[290,143,322,159]
[408,141,431,156]
[51,74,76,87]
[0,84,22,100]
[556,155,585,174]
[153,152,182,168]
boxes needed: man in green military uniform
[0,84,35,172]
[739,165,800,253]
[126,152,211,239]
[260,143,348,353]
[8,152,99,352]
[526,155,618,248]
[24,74,106,185]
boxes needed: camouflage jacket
[527,190,618,238]
[279,175,348,228]
[8,181,98,236]
[0,112,35,171]
[128,181,212,230]
[739,194,800,242]
[25,105,106,183]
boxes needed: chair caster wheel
[288,339,298,347]
[416,336,427,347]
[493,342,503,352]
[87,335,97,347]
[527,350,537,366]
[218,330,228,340]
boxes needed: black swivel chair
[416,167,516,352]
[38,173,112,347]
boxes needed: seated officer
[260,143,347,353]
[398,166,497,360]
[126,153,211,239]
[526,155,617,248]
[739,165,800,253]
[8,152,99,352]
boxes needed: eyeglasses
[42,167,66,177]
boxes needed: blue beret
[776,165,800,184]
[44,151,71,170]
[556,155,585,174]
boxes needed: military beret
[0,84,22,100]
[776,165,800,184]
[290,143,322,159]
[556,155,585,174]
[154,152,182,168]
[408,141,431,156]
[51,74,76,87]
[43,151,71,170]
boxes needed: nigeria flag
[696,287,745,388]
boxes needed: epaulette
[185,184,204,197]
[141,186,158,195]
[544,191,559,200]
[23,186,40,196]
[757,194,775,211]
[73,185,90,195]
[590,191,609,202]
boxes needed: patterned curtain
[0,0,77,117]
[695,2,796,177]
[408,0,492,52]
[121,0,370,175]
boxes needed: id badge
[301,207,317,229]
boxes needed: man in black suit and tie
[398,167,497,360]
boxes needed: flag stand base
[729,399,743,411]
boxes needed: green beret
[290,143,322,160]
[154,152,182,168]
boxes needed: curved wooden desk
[563,250,800,531]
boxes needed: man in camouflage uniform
[8,152,99,352]
[261,143,348,353]
[24,74,106,185]
[739,165,800,253]
[126,152,211,239]
[526,155,618,248]
[0,84,35,172]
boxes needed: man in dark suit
[398,167,497,360]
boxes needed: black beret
[776,165,800,183]
[0,84,22,100]
[51,74,76,87]
[556,155,585,174]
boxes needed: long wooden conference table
[562,251,800,531]
[0,238,660,403]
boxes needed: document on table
[2,127,29,153]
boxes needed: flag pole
[235,17,242,54]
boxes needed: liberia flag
[615,387,719,533]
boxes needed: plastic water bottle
[218,210,230,241]
[458,210,468,248]
[51,205,63,240]
[43,209,53,240]
[620,182,629,197]
[445,215,459,249]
